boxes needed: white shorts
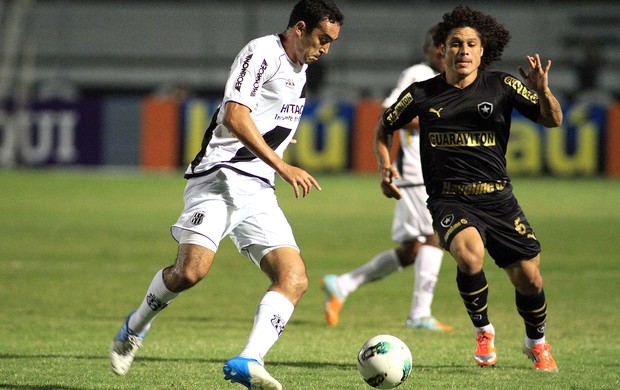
[170,169,299,266]
[391,184,434,243]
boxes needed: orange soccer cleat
[474,331,498,367]
[321,274,345,326]
[523,342,558,372]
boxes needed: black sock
[516,289,547,340]
[456,268,490,328]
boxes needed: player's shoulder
[415,73,444,90]
[481,70,520,85]
[245,34,281,53]
[400,62,436,82]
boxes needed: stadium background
[0,0,618,176]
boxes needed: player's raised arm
[518,54,563,128]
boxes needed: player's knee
[289,270,309,295]
[450,232,485,272]
[165,266,205,292]
[396,242,420,267]
[517,273,543,294]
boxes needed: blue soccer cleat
[109,312,149,375]
[223,356,282,390]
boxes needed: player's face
[297,19,340,64]
[443,27,483,80]
[428,44,446,73]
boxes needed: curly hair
[435,5,511,70]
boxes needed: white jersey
[382,62,438,186]
[185,34,307,187]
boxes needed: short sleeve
[382,85,418,132]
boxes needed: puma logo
[429,107,444,117]
[466,297,480,307]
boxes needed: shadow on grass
[0,353,352,369]
[0,385,86,390]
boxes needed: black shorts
[427,190,541,268]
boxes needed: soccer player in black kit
[374,6,562,371]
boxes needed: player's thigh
[449,226,486,273]
[175,231,218,276]
[231,197,300,267]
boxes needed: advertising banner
[0,100,103,167]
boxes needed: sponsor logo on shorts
[444,218,469,243]
[442,180,507,195]
[271,314,286,336]
[191,212,205,225]
[147,293,168,311]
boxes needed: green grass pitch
[1,170,619,389]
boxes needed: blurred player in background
[376,6,562,372]
[321,25,453,332]
[109,1,343,389]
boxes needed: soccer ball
[357,334,413,389]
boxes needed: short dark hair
[287,0,344,32]
[425,24,441,51]
[436,5,511,70]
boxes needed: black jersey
[382,71,541,197]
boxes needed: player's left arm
[518,54,563,128]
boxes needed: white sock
[128,269,179,334]
[337,249,400,298]
[477,323,496,335]
[409,245,444,320]
[525,336,546,348]
[240,291,294,365]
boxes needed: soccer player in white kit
[322,25,452,331]
[109,1,343,389]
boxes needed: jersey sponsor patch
[235,54,253,91]
[429,131,496,147]
[504,76,538,104]
[386,92,414,126]
[250,59,268,97]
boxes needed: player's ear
[295,21,306,36]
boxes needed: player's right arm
[375,84,419,200]
[374,119,401,200]
[223,102,320,199]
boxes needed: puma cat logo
[429,107,444,117]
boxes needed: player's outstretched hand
[518,53,551,94]
[278,163,321,199]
